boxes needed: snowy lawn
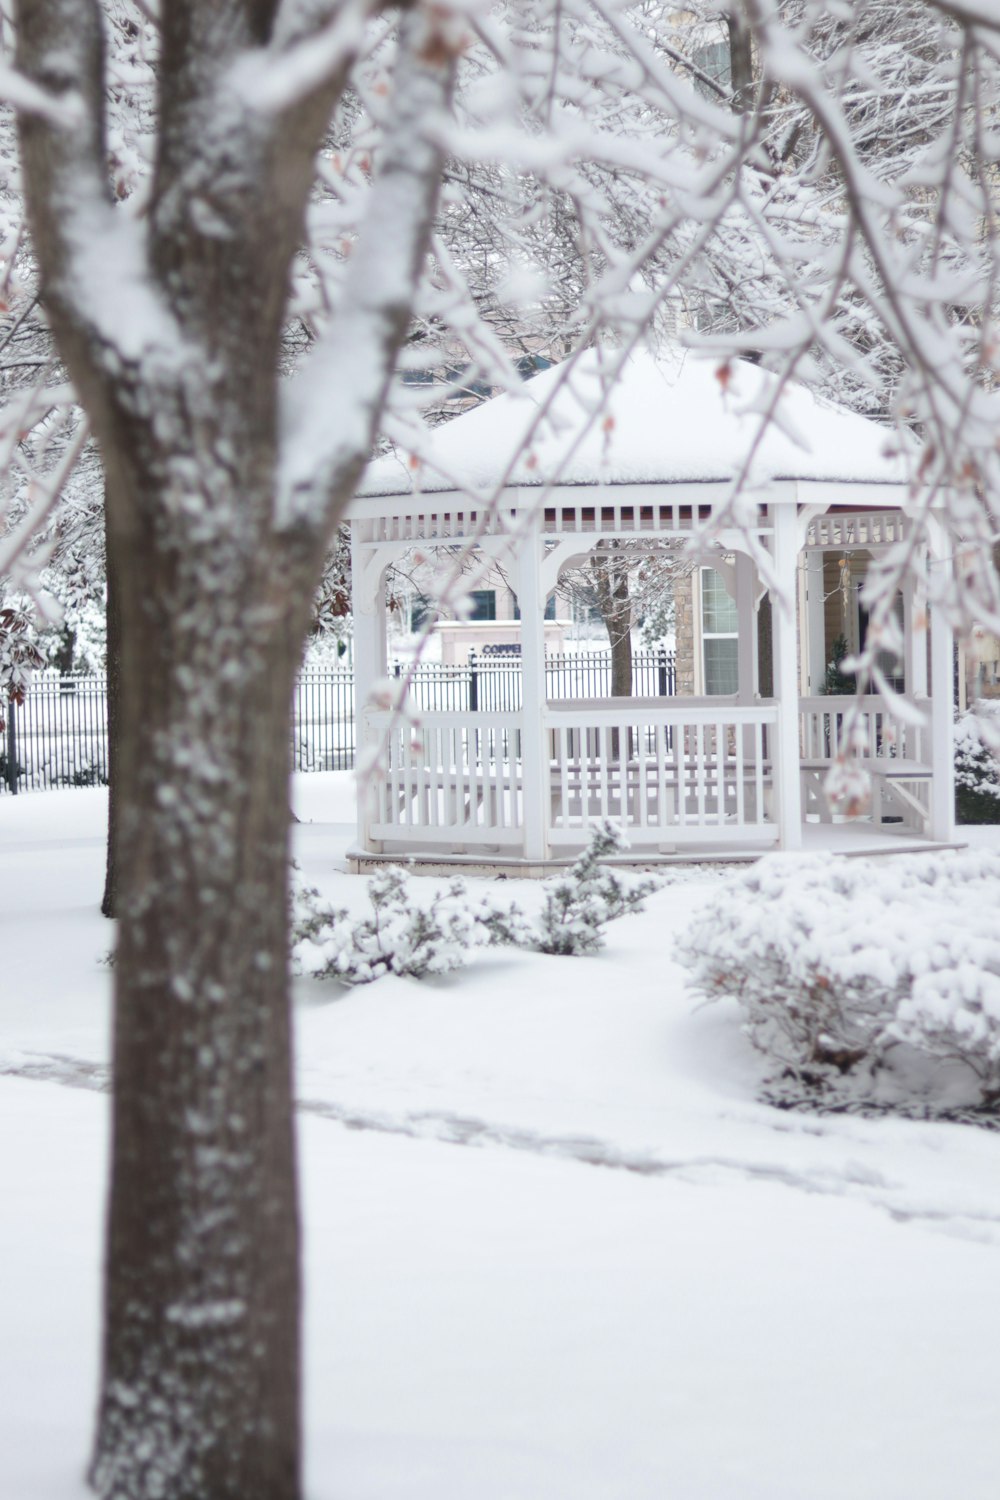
[4,778,1000,1498]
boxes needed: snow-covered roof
[359,347,910,499]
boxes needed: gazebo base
[347,823,964,878]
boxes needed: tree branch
[16,0,187,383]
[275,4,460,537]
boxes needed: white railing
[804,512,907,550]
[366,711,523,847]
[363,699,782,852]
[545,699,779,846]
[798,695,929,765]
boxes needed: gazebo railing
[545,700,779,846]
[365,710,524,847]
[363,700,782,852]
[798,695,929,765]
[798,694,933,832]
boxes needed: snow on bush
[678,850,1000,1107]
[291,867,510,985]
[535,821,660,956]
[955,701,1000,824]
[291,821,659,985]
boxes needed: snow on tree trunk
[89,452,310,1499]
[14,5,456,1496]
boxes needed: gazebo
[345,349,955,871]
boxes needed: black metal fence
[397,649,676,714]
[2,651,676,792]
[292,668,356,773]
[3,674,110,794]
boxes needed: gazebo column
[734,552,758,702]
[350,524,388,854]
[803,549,827,693]
[909,575,929,697]
[516,513,549,862]
[734,553,761,778]
[928,522,954,842]
[772,506,803,850]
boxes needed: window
[469,589,496,622]
[857,587,905,693]
[701,568,739,695]
[692,39,732,96]
[513,594,557,621]
[410,593,432,632]
[516,354,552,380]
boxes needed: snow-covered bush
[678,851,1000,1107]
[292,822,659,985]
[292,867,498,985]
[955,702,1000,824]
[534,821,660,957]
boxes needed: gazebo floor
[347,820,964,878]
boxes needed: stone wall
[674,572,696,695]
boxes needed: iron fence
[2,651,676,792]
[3,674,109,794]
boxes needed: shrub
[677,850,1000,1107]
[535,820,660,956]
[955,701,1000,824]
[291,821,659,985]
[291,867,509,985]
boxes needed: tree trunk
[88,457,311,1500]
[609,612,633,700]
[101,491,121,919]
[14,11,456,1497]
[592,551,633,759]
[727,9,755,112]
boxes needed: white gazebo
[345,349,955,871]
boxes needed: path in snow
[8,1046,1000,1247]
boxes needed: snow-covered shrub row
[291,866,525,985]
[292,821,659,985]
[955,701,1000,824]
[678,851,1000,1108]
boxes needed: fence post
[658,649,668,697]
[469,650,479,712]
[5,697,18,794]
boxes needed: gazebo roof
[359,346,910,500]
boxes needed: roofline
[345,476,912,521]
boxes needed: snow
[5,780,1000,1498]
[357,346,912,499]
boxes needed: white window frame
[698,566,739,696]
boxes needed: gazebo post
[772,505,803,850]
[517,511,549,862]
[734,552,757,702]
[928,523,954,842]
[350,523,387,854]
[803,549,827,693]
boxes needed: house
[345,346,954,871]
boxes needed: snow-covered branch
[0,58,84,126]
[275,4,461,535]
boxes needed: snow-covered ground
[4,779,1000,1499]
